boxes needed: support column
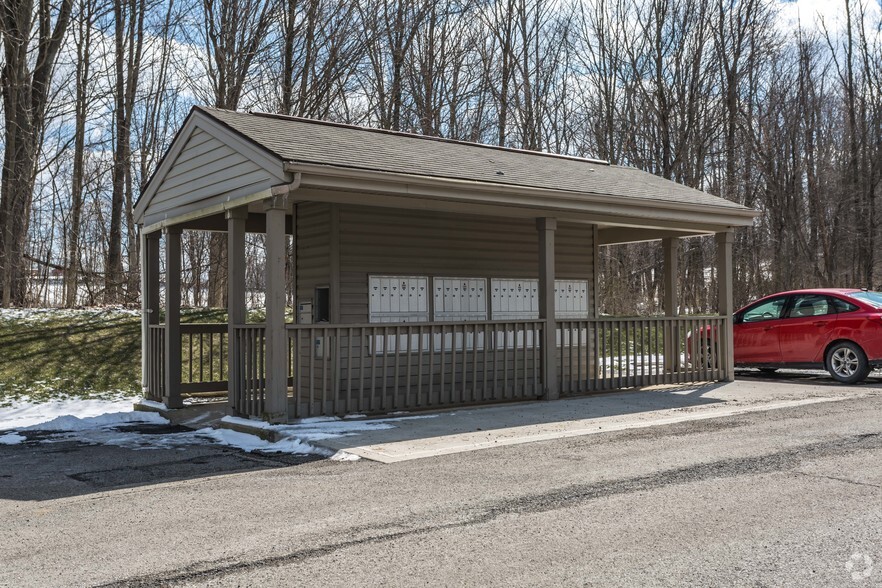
[140,230,160,394]
[264,197,289,422]
[538,218,558,400]
[226,207,248,413]
[163,226,183,408]
[663,237,680,374]
[716,230,735,381]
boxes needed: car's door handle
[812,321,829,327]
[764,325,776,331]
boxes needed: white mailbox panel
[491,279,539,320]
[555,280,590,319]
[433,278,487,321]
[369,276,429,323]
[491,278,590,320]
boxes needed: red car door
[734,295,788,364]
[777,294,838,364]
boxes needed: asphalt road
[2,378,882,587]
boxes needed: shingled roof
[200,107,749,213]
[135,106,757,230]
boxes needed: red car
[732,289,882,383]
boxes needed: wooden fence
[230,324,267,418]
[287,321,545,418]
[144,323,230,402]
[148,316,729,420]
[558,316,726,395]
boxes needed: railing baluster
[440,324,447,404]
[428,324,435,406]
[346,328,354,414]
[482,324,489,401]
[417,325,424,407]
[471,323,478,402]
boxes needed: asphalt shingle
[201,107,750,213]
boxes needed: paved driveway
[2,374,882,587]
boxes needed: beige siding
[145,128,279,221]
[336,206,595,324]
[295,202,331,309]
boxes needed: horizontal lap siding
[338,206,594,324]
[145,127,278,221]
[296,203,331,303]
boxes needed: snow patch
[195,427,332,456]
[0,432,26,445]
[0,394,436,459]
[0,396,142,430]
[330,450,361,462]
[24,410,168,431]
[137,400,167,410]
[0,306,139,324]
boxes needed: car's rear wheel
[825,341,870,384]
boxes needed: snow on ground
[0,396,142,430]
[0,394,434,459]
[0,432,26,445]
[195,427,332,457]
[0,306,139,324]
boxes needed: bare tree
[0,0,73,306]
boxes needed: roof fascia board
[291,175,753,229]
[598,227,713,245]
[141,187,275,234]
[286,162,757,227]
[135,109,287,223]
[293,187,735,233]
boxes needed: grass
[0,308,266,406]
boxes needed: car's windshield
[849,291,882,309]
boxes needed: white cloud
[777,0,882,35]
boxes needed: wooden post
[537,218,558,400]
[163,226,183,408]
[716,230,735,381]
[140,230,160,395]
[264,196,289,423]
[663,237,679,375]
[329,204,340,323]
[290,203,298,316]
[226,206,248,414]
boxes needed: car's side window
[742,296,788,323]
[830,296,859,313]
[785,294,834,318]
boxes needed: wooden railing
[558,316,727,395]
[146,322,230,401]
[180,323,228,393]
[287,321,545,418]
[231,324,267,418]
[146,324,166,401]
[187,315,730,421]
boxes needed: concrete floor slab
[314,379,882,463]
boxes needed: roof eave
[284,161,758,228]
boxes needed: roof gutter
[283,162,758,226]
[271,171,302,198]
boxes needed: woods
[0,0,880,313]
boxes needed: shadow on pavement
[0,424,323,502]
[735,368,882,388]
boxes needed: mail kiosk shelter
[135,107,758,423]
